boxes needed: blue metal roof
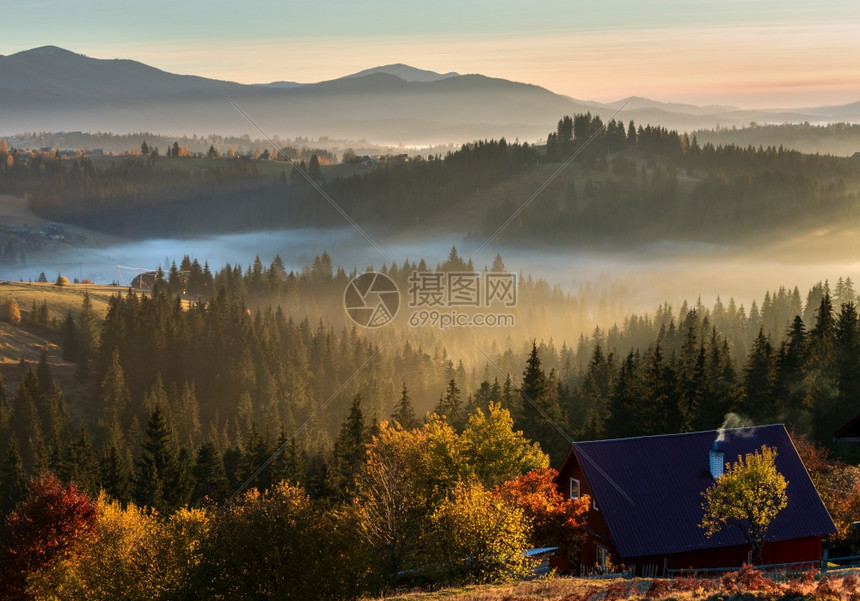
[568,424,837,559]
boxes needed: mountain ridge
[1,46,859,145]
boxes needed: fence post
[662,558,668,578]
[821,548,828,574]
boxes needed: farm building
[129,270,189,291]
[130,271,158,289]
[834,413,860,443]
[556,424,836,576]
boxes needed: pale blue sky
[2,0,859,107]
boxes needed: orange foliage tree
[495,467,589,563]
[791,429,860,541]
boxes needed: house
[130,271,158,289]
[834,413,860,443]
[556,424,836,576]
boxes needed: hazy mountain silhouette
[346,63,459,82]
[1,46,859,144]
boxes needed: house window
[596,544,610,570]
[569,477,580,500]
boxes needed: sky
[2,0,860,108]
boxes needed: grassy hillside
[365,570,859,601]
[0,281,118,403]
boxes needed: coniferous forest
[2,115,860,599]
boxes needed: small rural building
[130,271,158,289]
[556,424,836,576]
[834,413,860,443]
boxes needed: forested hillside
[3,116,859,246]
[3,115,860,598]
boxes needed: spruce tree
[133,404,188,513]
[45,380,71,446]
[9,369,45,471]
[60,311,79,362]
[237,425,273,493]
[328,393,367,498]
[391,382,418,429]
[58,429,101,497]
[308,154,322,182]
[0,370,8,433]
[76,291,98,379]
[192,441,230,504]
[36,349,52,393]
[434,379,462,429]
[833,302,860,455]
[271,431,305,487]
[774,316,808,428]
[97,349,130,445]
[0,438,27,517]
[520,343,566,462]
[742,329,776,422]
[100,443,131,506]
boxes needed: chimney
[709,441,725,479]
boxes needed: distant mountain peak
[15,45,78,57]
[345,64,459,83]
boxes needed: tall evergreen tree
[100,443,131,506]
[742,329,776,422]
[60,311,80,362]
[0,370,8,434]
[133,404,191,513]
[76,291,98,379]
[832,302,860,455]
[391,382,419,429]
[237,425,273,493]
[806,293,838,444]
[308,154,322,182]
[44,380,71,447]
[580,345,613,440]
[0,438,27,517]
[434,379,463,429]
[97,349,130,445]
[328,393,368,498]
[271,431,305,487]
[192,440,230,504]
[56,429,101,497]
[520,342,566,463]
[9,369,45,471]
[774,316,808,428]
[608,350,641,437]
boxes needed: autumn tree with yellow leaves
[700,445,788,565]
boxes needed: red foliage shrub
[0,473,97,601]
[720,564,780,594]
[604,579,629,600]
[672,576,699,592]
[646,579,672,598]
[815,576,842,600]
[560,588,600,601]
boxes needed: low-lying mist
[5,225,859,342]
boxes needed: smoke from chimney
[715,411,752,443]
